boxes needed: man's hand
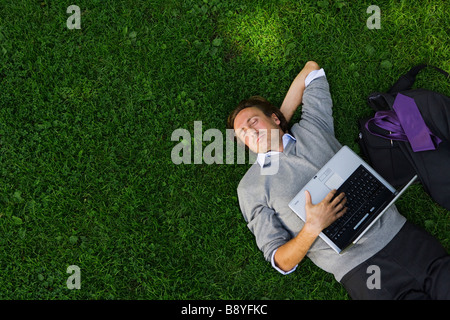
[304,189,347,236]
[273,189,346,272]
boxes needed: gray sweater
[237,76,406,281]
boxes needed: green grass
[0,0,448,300]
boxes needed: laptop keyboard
[322,165,392,247]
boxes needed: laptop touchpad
[325,173,344,190]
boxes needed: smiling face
[233,107,284,154]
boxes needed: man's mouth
[257,133,265,143]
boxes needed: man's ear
[271,113,281,125]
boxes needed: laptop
[288,145,417,254]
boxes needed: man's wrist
[302,222,322,238]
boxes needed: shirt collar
[256,133,296,168]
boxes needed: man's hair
[226,96,289,134]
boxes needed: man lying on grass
[227,61,449,299]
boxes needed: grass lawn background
[0,0,448,299]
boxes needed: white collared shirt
[256,133,297,168]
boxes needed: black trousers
[340,221,450,300]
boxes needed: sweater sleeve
[237,181,293,264]
[298,75,335,136]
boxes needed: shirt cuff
[305,68,326,87]
[271,249,298,275]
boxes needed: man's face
[233,107,284,154]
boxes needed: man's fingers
[331,192,347,215]
[335,206,347,219]
[331,191,346,205]
[329,191,346,213]
[305,190,347,216]
[334,201,346,213]
[324,189,337,202]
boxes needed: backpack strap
[388,64,450,94]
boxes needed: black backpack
[358,64,450,210]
